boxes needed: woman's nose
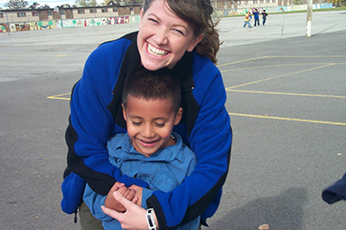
[153,29,168,45]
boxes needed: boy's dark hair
[122,66,181,113]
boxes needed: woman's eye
[149,18,159,23]
[174,29,184,35]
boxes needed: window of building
[78,9,85,14]
[260,0,263,3]
[48,11,53,16]
[60,10,66,15]
[254,0,257,3]
[272,0,276,2]
[130,6,133,11]
[17,12,26,17]
[237,1,241,5]
[90,9,96,13]
[32,12,39,16]
[102,8,108,13]
[266,0,270,2]
[0,13,3,18]
[113,8,118,12]
[244,0,248,4]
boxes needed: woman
[61,0,232,229]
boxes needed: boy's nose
[142,124,154,138]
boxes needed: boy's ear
[174,107,183,125]
[121,104,127,121]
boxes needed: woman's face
[138,0,203,70]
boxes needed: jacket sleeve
[66,45,148,196]
[83,184,113,221]
[322,172,346,204]
[147,60,232,229]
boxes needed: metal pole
[306,0,313,37]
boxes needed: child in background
[253,9,260,26]
[244,11,252,28]
[262,10,268,26]
[83,66,200,230]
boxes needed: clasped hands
[101,182,153,230]
[104,182,143,211]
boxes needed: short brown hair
[122,66,181,113]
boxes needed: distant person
[83,66,200,230]
[253,9,260,26]
[262,10,268,26]
[243,11,252,28]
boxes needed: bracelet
[146,208,157,230]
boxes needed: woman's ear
[174,107,183,125]
[187,33,204,52]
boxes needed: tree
[29,2,40,9]
[4,0,28,9]
[75,0,98,7]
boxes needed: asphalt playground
[0,10,345,230]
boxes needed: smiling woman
[61,0,232,229]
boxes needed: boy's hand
[129,184,143,206]
[105,182,137,212]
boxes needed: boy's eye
[155,123,165,127]
[132,121,142,126]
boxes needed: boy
[253,9,260,26]
[262,10,268,26]
[244,11,252,28]
[83,66,200,230]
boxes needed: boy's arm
[83,184,114,221]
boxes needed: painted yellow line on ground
[220,63,328,72]
[226,89,346,99]
[47,92,70,100]
[229,113,346,126]
[217,56,269,67]
[226,63,335,90]
[265,55,346,58]
[217,55,346,68]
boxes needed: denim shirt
[83,132,200,230]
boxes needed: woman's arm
[148,62,232,228]
[65,41,148,197]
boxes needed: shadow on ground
[208,187,308,230]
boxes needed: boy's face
[122,95,182,157]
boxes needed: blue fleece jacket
[61,32,232,229]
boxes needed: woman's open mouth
[147,43,168,57]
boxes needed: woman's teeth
[148,44,168,57]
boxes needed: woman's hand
[102,191,159,230]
